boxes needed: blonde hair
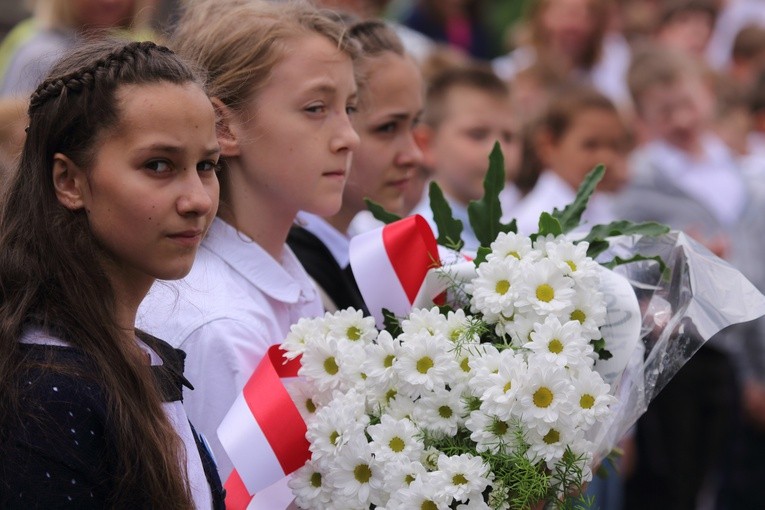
[172,0,360,112]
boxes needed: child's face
[233,34,359,219]
[540,107,627,192]
[541,0,597,63]
[69,82,220,285]
[347,52,424,216]
[656,11,714,57]
[428,87,518,205]
[638,76,713,152]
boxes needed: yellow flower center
[566,260,577,272]
[329,431,340,445]
[490,419,509,436]
[347,326,362,340]
[354,464,372,484]
[383,354,395,368]
[508,250,521,259]
[571,309,586,323]
[533,387,554,408]
[536,284,555,302]
[450,328,463,341]
[305,398,316,413]
[310,472,322,488]
[452,474,469,485]
[323,356,339,375]
[416,356,434,374]
[389,437,405,453]
[496,279,511,295]
[460,357,470,372]
[543,428,560,444]
[385,389,397,401]
[548,339,563,354]
[503,381,512,393]
[580,394,596,409]
[438,405,453,419]
[422,502,438,510]
[405,474,416,485]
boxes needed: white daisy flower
[385,393,417,421]
[514,258,576,317]
[544,238,600,287]
[413,385,466,436]
[367,414,424,463]
[382,458,428,495]
[362,330,400,386]
[531,233,562,256]
[457,495,493,510]
[306,390,368,459]
[566,289,607,341]
[395,333,459,398]
[500,311,540,347]
[524,316,593,370]
[281,315,326,359]
[570,368,616,428]
[327,307,378,344]
[468,258,519,324]
[479,349,527,421]
[385,475,452,510]
[487,231,536,263]
[467,344,502,397]
[444,309,481,344]
[401,307,448,337]
[285,378,330,422]
[465,409,520,455]
[436,453,493,502]
[288,459,332,510]
[337,341,370,392]
[525,418,587,469]
[515,364,574,425]
[326,436,385,508]
[299,335,346,393]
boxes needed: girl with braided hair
[0,39,224,509]
[136,0,360,491]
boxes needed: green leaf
[582,220,670,244]
[602,254,668,274]
[537,212,562,237]
[473,246,491,267]
[590,337,613,361]
[586,240,611,259]
[428,181,464,251]
[467,141,517,247]
[381,308,402,336]
[551,164,605,233]
[364,198,400,225]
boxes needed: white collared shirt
[137,217,322,479]
[297,211,350,268]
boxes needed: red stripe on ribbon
[224,469,252,510]
[242,345,310,475]
[382,215,441,304]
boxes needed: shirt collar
[296,212,351,268]
[202,218,317,304]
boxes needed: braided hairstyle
[0,39,203,509]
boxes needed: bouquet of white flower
[217,144,765,510]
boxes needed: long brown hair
[0,40,201,509]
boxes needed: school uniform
[287,212,369,315]
[1,327,224,509]
[137,217,323,480]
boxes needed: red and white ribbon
[349,215,442,327]
[218,345,309,510]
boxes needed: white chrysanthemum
[457,495,493,510]
[468,258,519,324]
[570,368,616,428]
[299,335,347,393]
[306,390,368,459]
[531,233,562,256]
[288,458,332,509]
[327,307,378,344]
[326,436,385,508]
[514,258,576,317]
[401,307,449,337]
[566,289,607,341]
[544,238,600,287]
[498,311,540,347]
[385,393,417,421]
[395,333,459,397]
[436,453,493,503]
[465,410,520,455]
[367,414,424,462]
[525,418,586,468]
[281,315,327,359]
[524,316,593,370]
[487,231,536,263]
[444,309,481,344]
[382,458,428,496]
[467,344,503,397]
[385,475,452,510]
[479,349,527,421]
[515,364,574,425]
[285,378,330,422]
[412,385,466,436]
[362,330,400,385]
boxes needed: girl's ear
[52,153,87,210]
[211,97,241,157]
[413,123,437,169]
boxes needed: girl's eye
[466,129,488,141]
[346,104,358,116]
[145,160,171,174]
[376,122,397,134]
[305,104,326,114]
[197,160,221,173]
